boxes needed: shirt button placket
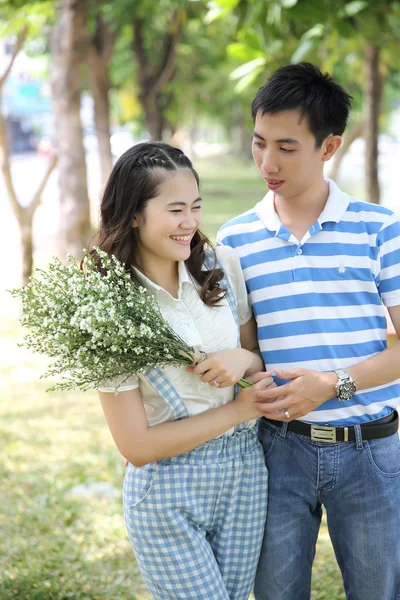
[293,245,307,287]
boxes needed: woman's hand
[233,372,276,421]
[187,348,255,388]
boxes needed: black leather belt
[261,411,399,443]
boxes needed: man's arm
[253,305,400,421]
[346,305,400,389]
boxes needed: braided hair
[90,141,226,307]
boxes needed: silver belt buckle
[311,425,337,443]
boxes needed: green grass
[196,156,267,241]
[1,157,345,599]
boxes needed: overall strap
[203,249,241,348]
[204,249,249,432]
[144,367,189,421]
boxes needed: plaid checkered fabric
[143,367,189,421]
[124,427,268,599]
[128,251,266,598]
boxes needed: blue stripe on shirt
[247,267,376,292]
[253,291,382,316]
[257,316,387,339]
[217,184,400,424]
[260,340,385,364]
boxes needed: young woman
[96,141,273,600]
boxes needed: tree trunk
[86,12,117,188]
[231,102,250,160]
[132,13,183,142]
[51,0,91,259]
[1,100,57,285]
[1,95,57,285]
[88,46,113,187]
[142,94,164,141]
[20,211,34,286]
[1,42,57,285]
[363,43,382,204]
[329,119,363,182]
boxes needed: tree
[363,43,382,204]
[329,119,363,182]
[210,0,400,203]
[87,0,118,187]
[0,25,57,285]
[160,10,258,158]
[51,0,91,258]
[132,6,184,141]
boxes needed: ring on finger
[284,409,291,419]
[213,379,220,387]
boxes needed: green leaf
[233,66,264,93]
[227,42,263,61]
[280,0,299,7]
[267,3,281,26]
[229,57,266,81]
[214,0,241,8]
[336,19,356,38]
[205,0,241,21]
[290,38,314,63]
[303,23,325,40]
[204,3,225,24]
[240,29,265,53]
[268,39,284,55]
[339,1,368,18]
[240,1,266,29]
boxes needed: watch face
[338,381,357,401]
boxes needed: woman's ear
[132,216,139,229]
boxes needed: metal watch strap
[333,368,356,401]
[335,368,349,383]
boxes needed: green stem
[237,378,253,388]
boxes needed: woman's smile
[169,233,194,245]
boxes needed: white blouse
[98,246,255,435]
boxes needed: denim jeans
[254,417,400,600]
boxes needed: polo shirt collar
[318,179,350,225]
[254,178,350,234]
[132,260,192,298]
[254,191,278,232]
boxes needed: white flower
[10,247,198,392]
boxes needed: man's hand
[253,368,337,421]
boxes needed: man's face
[251,109,328,200]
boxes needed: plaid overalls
[123,254,268,599]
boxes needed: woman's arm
[99,372,272,467]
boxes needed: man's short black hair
[251,62,352,147]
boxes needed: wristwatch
[333,369,357,402]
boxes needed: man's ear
[321,135,342,162]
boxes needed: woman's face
[133,168,202,268]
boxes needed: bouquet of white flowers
[10,248,251,392]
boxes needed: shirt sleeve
[97,374,139,393]
[215,245,252,326]
[376,214,400,308]
[216,223,230,247]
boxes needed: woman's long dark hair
[90,141,226,307]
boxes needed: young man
[217,63,400,600]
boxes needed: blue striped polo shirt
[217,179,400,425]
